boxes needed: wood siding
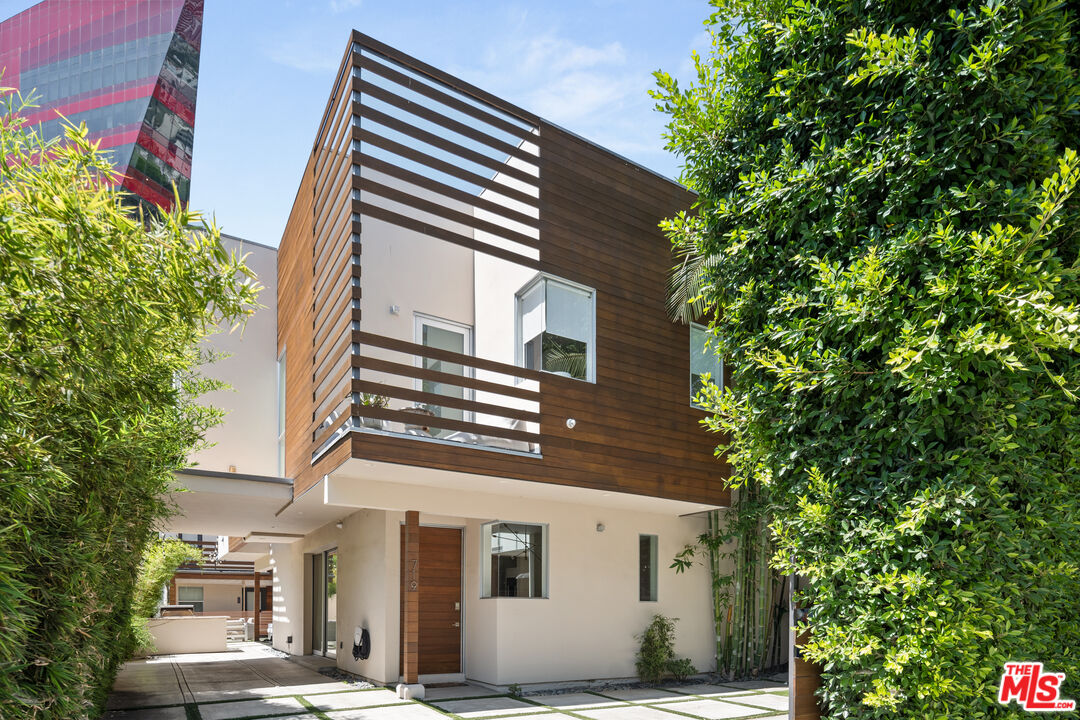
[277,32,729,506]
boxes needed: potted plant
[357,392,389,431]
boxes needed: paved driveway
[104,643,789,720]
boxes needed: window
[177,586,204,613]
[639,535,658,601]
[481,522,548,598]
[276,351,286,475]
[516,275,595,382]
[690,323,723,408]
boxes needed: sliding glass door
[311,549,338,657]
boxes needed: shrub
[129,617,156,659]
[636,614,679,684]
[127,538,202,656]
[131,538,202,621]
[655,1,1080,717]
[0,88,256,719]
[668,658,697,682]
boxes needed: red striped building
[0,0,203,211]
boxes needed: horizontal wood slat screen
[311,329,543,456]
[353,380,541,424]
[277,32,729,506]
[352,37,540,274]
[355,331,545,383]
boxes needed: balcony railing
[175,538,255,575]
[313,331,543,459]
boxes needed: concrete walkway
[105,643,789,720]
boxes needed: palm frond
[667,241,721,324]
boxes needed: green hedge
[0,89,256,718]
[655,1,1080,717]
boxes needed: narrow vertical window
[639,534,658,601]
[276,350,286,476]
[690,323,723,408]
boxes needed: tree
[0,88,258,719]
[654,1,1080,717]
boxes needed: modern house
[0,0,203,211]
[160,532,274,640]
[167,33,731,692]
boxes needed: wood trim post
[168,578,177,605]
[403,510,420,684]
[253,570,262,640]
[267,568,273,637]
[790,575,823,720]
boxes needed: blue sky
[1,0,712,245]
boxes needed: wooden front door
[400,525,462,676]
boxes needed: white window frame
[177,585,204,613]
[514,273,597,383]
[690,322,724,409]
[480,520,549,599]
[276,349,286,476]
[639,534,658,602]
[413,313,475,422]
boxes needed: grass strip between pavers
[198,710,309,720]
[185,703,203,720]
[420,689,789,720]
[455,712,557,719]
[297,694,332,720]
[641,691,788,717]
[643,702,783,720]
[195,686,369,705]
[421,693,538,719]
[711,695,789,713]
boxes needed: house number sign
[408,558,418,592]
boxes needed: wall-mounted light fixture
[336,521,344,530]
[566,418,576,429]
[596,523,605,533]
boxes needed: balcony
[174,537,256,575]
[314,331,543,460]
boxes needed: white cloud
[524,70,639,124]
[518,35,626,75]
[329,0,362,13]
[453,28,674,173]
[461,30,639,124]
[267,42,341,72]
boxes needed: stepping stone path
[105,642,788,720]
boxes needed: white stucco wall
[355,168,476,421]
[188,236,279,476]
[472,146,544,429]
[270,511,400,684]
[147,616,227,654]
[272,492,715,686]
[269,539,307,655]
[175,579,244,613]
[459,502,714,686]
